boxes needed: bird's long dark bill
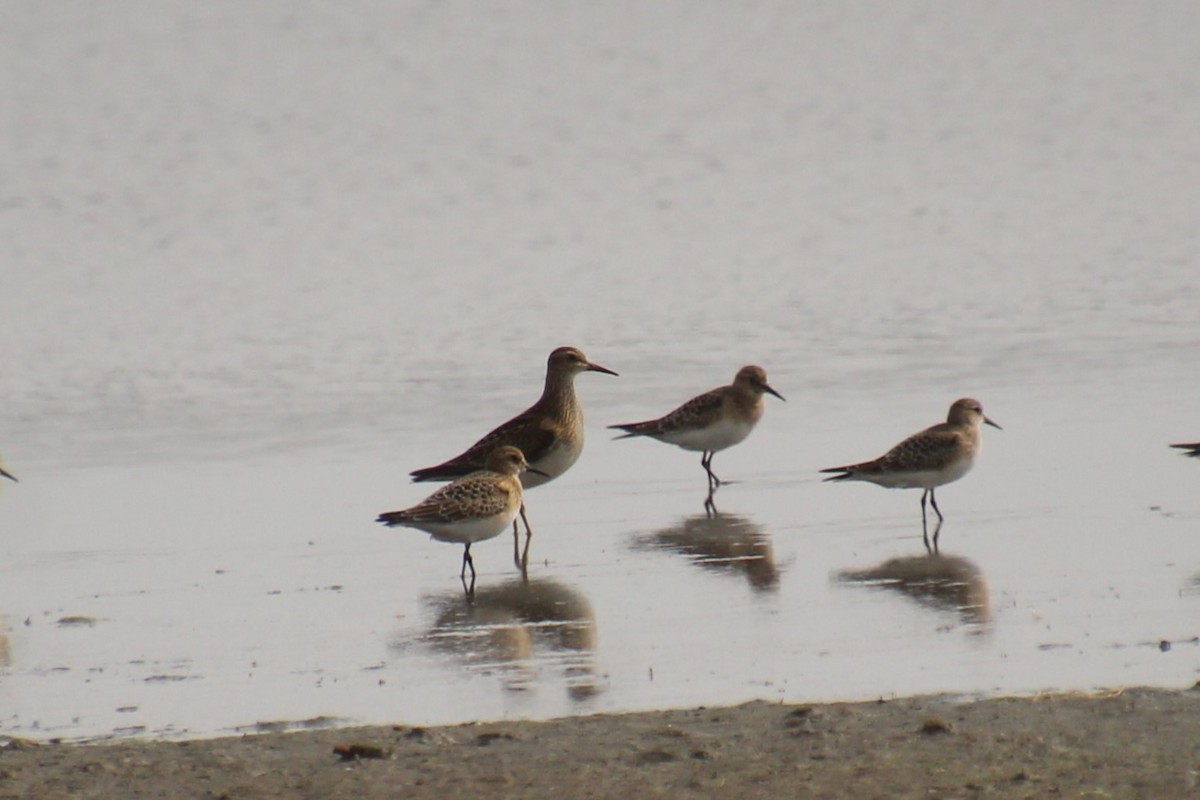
[984,417,1002,430]
[525,466,551,477]
[0,467,16,483]
[587,362,619,376]
[765,385,786,401]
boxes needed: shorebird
[820,398,1000,549]
[1170,442,1200,458]
[378,446,546,590]
[608,365,785,494]
[410,346,617,543]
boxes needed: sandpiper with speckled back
[820,398,1000,550]
[608,365,785,494]
[379,446,546,590]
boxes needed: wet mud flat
[3,687,1198,799]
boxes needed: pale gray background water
[2,2,1198,741]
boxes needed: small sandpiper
[410,346,617,541]
[1170,442,1200,458]
[820,398,1000,549]
[378,446,546,590]
[608,365,785,494]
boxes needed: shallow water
[2,1,1199,740]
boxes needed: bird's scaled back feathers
[379,446,531,533]
[609,384,729,439]
[608,365,784,442]
[377,471,518,527]
[820,398,999,483]
[823,423,970,478]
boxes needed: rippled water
[2,1,1199,740]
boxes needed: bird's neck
[539,372,580,418]
[730,385,762,411]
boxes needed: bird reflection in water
[632,512,779,591]
[416,576,600,699]
[837,552,991,628]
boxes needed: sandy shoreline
[3,686,1198,799]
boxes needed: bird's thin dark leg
[514,505,533,570]
[461,543,475,581]
[920,489,942,552]
[704,486,717,517]
[929,489,944,522]
[701,451,721,491]
[931,519,943,554]
[512,504,532,568]
[518,535,531,580]
[460,544,477,598]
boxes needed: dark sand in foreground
[3,687,1198,799]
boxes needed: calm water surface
[1,2,1198,740]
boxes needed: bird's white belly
[524,440,579,488]
[418,511,518,545]
[662,418,753,453]
[869,455,976,490]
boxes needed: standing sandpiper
[608,365,785,496]
[1170,442,1200,458]
[410,346,618,544]
[378,446,546,591]
[820,398,1001,550]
